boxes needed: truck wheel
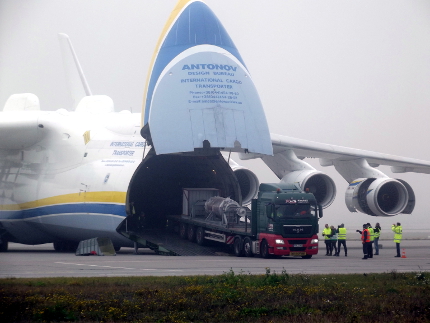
[260,240,270,259]
[233,236,244,257]
[243,237,253,257]
[301,255,312,259]
[196,227,205,246]
[179,223,188,239]
[187,225,196,242]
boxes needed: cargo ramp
[117,227,229,256]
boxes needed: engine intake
[230,165,259,205]
[280,170,336,208]
[345,178,413,216]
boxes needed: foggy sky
[1,0,430,233]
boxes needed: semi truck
[167,183,323,258]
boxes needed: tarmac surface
[1,240,429,278]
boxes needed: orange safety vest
[361,229,370,243]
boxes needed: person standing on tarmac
[322,224,332,256]
[366,223,374,258]
[374,223,381,255]
[358,224,370,259]
[392,222,403,257]
[336,223,347,256]
[329,225,338,256]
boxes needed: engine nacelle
[229,164,259,205]
[280,170,336,208]
[345,178,414,216]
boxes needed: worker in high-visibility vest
[322,223,332,256]
[359,224,370,259]
[329,225,338,256]
[373,223,381,255]
[392,222,403,257]
[366,223,374,258]
[335,223,347,257]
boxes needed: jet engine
[205,196,247,218]
[280,170,336,208]
[345,178,415,216]
[228,163,259,205]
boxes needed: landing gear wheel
[187,225,196,242]
[196,227,205,246]
[54,241,78,252]
[301,255,312,259]
[233,236,244,257]
[260,240,270,259]
[0,239,8,252]
[243,237,253,257]
[179,223,188,239]
[53,241,65,252]
[66,241,79,252]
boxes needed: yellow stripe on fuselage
[141,0,198,127]
[0,191,127,211]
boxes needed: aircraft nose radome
[161,2,244,63]
[143,0,273,156]
[144,0,245,125]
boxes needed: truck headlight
[311,239,318,244]
[275,239,285,244]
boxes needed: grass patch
[1,270,430,322]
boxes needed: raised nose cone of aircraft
[142,0,273,156]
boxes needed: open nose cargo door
[141,0,273,156]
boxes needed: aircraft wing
[268,133,430,175]
[0,111,45,150]
[239,133,430,216]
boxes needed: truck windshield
[274,203,315,219]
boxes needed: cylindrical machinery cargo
[205,196,241,216]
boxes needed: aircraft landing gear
[53,241,79,252]
[0,237,8,252]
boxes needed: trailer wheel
[187,225,196,242]
[260,240,270,259]
[301,255,312,259]
[196,227,205,246]
[179,223,188,239]
[243,237,253,257]
[233,236,244,257]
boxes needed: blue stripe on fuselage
[0,203,126,220]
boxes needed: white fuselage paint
[0,110,144,246]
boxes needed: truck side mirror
[318,204,323,218]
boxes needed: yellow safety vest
[338,227,347,240]
[374,228,381,238]
[323,227,331,240]
[392,225,402,243]
[368,227,375,241]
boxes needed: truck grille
[283,225,312,235]
[288,240,307,245]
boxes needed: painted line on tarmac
[55,262,184,272]
[56,262,136,270]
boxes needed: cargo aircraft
[1,0,430,252]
